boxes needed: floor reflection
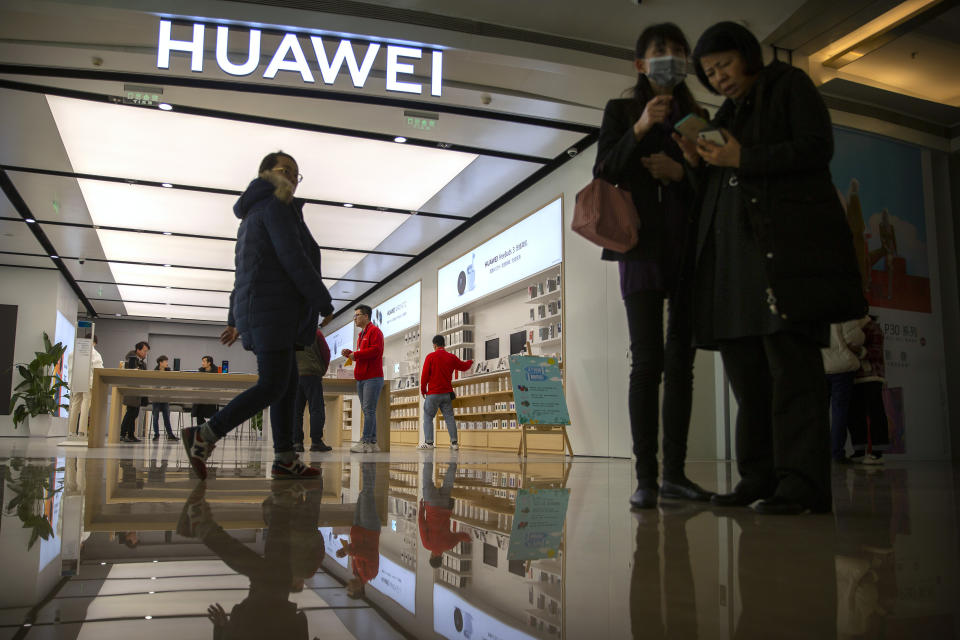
[0,448,957,639]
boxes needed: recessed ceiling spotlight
[114,313,121,316]
[158,103,172,111]
[342,203,354,208]
[50,255,59,259]
[394,136,407,143]
[162,231,172,235]
[148,591,155,594]
[25,217,36,223]
[161,183,173,188]
[163,264,171,267]
[145,616,153,620]
[100,562,107,566]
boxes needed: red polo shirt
[353,323,384,380]
[420,348,473,395]
[346,526,380,584]
[419,501,470,555]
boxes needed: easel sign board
[507,487,570,561]
[508,355,569,425]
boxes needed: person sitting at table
[192,355,219,426]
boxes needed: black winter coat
[694,61,864,335]
[228,172,334,353]
[594,97,698,267]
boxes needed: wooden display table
[89,369,389,450]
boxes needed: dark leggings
[207,349,298,452]
[624,289,695,488]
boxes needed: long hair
[630,23,704,118]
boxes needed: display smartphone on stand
[221,360,229,374]
[674,113,726,146]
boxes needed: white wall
[0,266,75,436]
[347,150,721,459]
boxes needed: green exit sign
[403,110,438,131]
[122,84,163,106]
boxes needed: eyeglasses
[272,166,304,184]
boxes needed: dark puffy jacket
[228,172,334,352]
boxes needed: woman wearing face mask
[676,22,859,514]
[595,22,714,510]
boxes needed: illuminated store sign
[157,19,443,96]
[373,281,421,339]
[437,198,562,314]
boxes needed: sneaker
[129,436,142,443]
[367,443,381,453]
[152,435,159,441]
[310,440,333,452]
[182,426,216,480]
[350,442,369,453]
[862,453,885,465]
[176,482,210,538]
[167,435,180,442]
[417,442,434,450]
[271,457,322,479]
[293,443,305,453]
[450,442,460,450]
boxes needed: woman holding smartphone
[594,22,714,509]
[677,22,849,514]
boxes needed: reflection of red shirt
[346,526,380,583]
[419,501,470,554]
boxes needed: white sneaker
[862,453,885,465]
[349,442,369,453]
[417,442,434,449]
[450,442,460,450]
[367,443,381,453]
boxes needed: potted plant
[9,332,70,436]
[3,458,64,550]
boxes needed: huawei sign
[156,19,443,96]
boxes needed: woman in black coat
[679,22,858,514]
[594,22,714,509]
[182,151,334,481]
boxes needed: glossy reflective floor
[1,438,958,639]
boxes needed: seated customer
[192,355,219,426]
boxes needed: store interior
[1,0,960,638]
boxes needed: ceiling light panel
[123,302,228,322]
[107,262,235,291]
[47,96,478,211]
[96,230,235,270]
[302,203,408,251]
[117,285,231,308]
[77,180,240,237]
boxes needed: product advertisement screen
[437,198,562,315]
[373,281,421,339]
[326,323,355,361]
[54,311,75,417]
[433,584,537,640]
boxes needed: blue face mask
[645,56,687,90]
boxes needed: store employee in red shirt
[419,334,473,450]
[341,305,384,453]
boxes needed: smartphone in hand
[698,129,726,146]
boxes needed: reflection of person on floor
[420,461,470,568]
[177,481,324,639]
[115,531,140,548]
[878,209,897,299]
[845,179,867,290]
[833,467,897,638]
[851,316,890,464]
[336,462,381,599]
[727,511,837,638]
[630,506,700,639]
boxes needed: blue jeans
[423,393,457,443]
[422,461,457,508]
[152,402,174,437]
[357,377,384,443]
[208,349,298,453]
[826,372,854,460]
[294,375,326,443]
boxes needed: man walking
[119,341,149,443]
[418,335,472,450]
[294,327,332,452]
[341,305,384,453]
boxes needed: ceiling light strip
[0,169,98,316]
[8,217,418,258]
[0,64,597,133]
[0,165,470,221]
[0,78,551,165]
